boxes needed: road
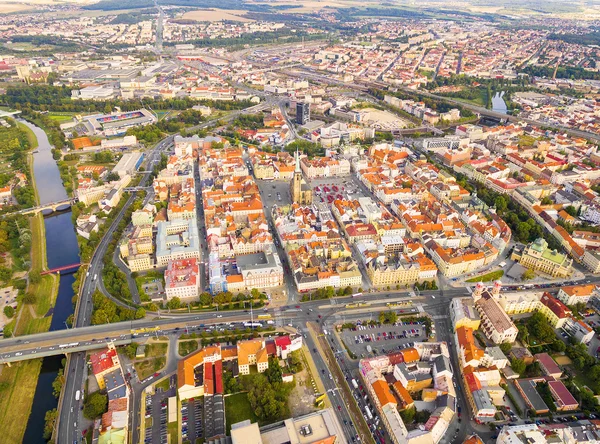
[56,134,174,444]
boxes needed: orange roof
[456,326,484,363]
[392,381,414,408]
[463,435,484,444]
[401,348,420,363]
[237,339,264,366]
[177,345,221,389]
[372,380,397,407]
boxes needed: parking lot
[181,398,203,442]
[144,382,176,444]
[340,320,427,358]
[310,175,370,205]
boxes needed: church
[290,149,312,205]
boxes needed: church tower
[292,148,302,203]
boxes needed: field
[225,393,258,432]
[46,112,77,124]
[0,359,44,443]
[466,270,504,283]
[183,9,255,22]
[178,340,199,357]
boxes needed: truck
[266,320,274,325]
[351,379,359,389]
[365,406,373,420]
[75,390,81,401]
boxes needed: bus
[257,314,272,320]
[352,292,363,298]
[243,322,263,328]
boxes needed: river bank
[0,119,79,443]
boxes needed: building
[547,380,579,411]
[112,151,144,178]
[510,238,573,278]
[238,338,269,375]
[556,284,597,306]
[515,379,549,414]
[538,293,571,328]
[474,292,518,344]
[450,298,481,331]
[90,343,121,390]
[226,248,284,293]
[164,258,200,302]
[155,219,200,267]
[290,150,312,205]
[296,102,310,125]
[456,326,484,368]
[534,353,562,379]
[564,316,595,344]
[230,409,346,444]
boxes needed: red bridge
[41,263,81,275]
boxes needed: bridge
[11,198,76,216]
[41,263,81,275]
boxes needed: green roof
[541,248,568,265]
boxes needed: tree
[29,269,41,284]
[43,408,58,440]
[499,343,512,354]
[288,350,303,373]
[52,369,64,398]
[166,297,181,310]
[0,267,12,282]
[511,358,526,375]
[200,292,213,306]
[23,292,37,304]
[3,306,14,318]
[83,391,108,419]
[379,311,398,324]
[400,406,416,423]
[265,357,283,384]
[135,307,146,319]
[522,268,535,281]
[527,312,557,344]
[122,343,138,359]
[551,340,566,352]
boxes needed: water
[20,120,80,443]
[491,91,508,114]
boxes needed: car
[337,405,342,411]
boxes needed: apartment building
[556,284,597,306]
[155,219,200,267]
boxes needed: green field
[466,270,504,283]
[225,393,258,432]
[46,112,77,124]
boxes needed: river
[491,91,508,114]
[20,120,80,444]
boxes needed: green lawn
[0,359,44,443]
[466,270,504,283]
[168,422,178,443]
[225,393,258,432]
[155,378,170,391]
[46,112,77,124]
[146,343,168,358]
[179,340,199,357]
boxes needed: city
[0,1,599,444]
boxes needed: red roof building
[548,380,579,411]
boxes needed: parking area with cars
[340,320,428,358]
[310,175,370,205]
[181,398,203,442]
[144,384,176,444]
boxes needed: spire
[295,147,301,173]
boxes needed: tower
[292,148,302,203]
[491,280,502,298]
[472,281,485,301]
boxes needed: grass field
[46,112,77,124]
[179,340,199,357]
[155,378,170,392]
[0,359,44,443]
[134,357,167,380]
[146,343,168,358]
[225,393,258,432]
[466,270,504,283]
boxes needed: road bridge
[4,198,76,217]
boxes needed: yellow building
[90,343,120,390]
[238,339,269,375]
[511,238,573,278]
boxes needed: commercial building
[225,248,284,293]
[449,298,481,331]
[296,102,310,125]
[164,258,200,302]
[83,109,156,137]
[538,293,571,328]
[112,151,144,178]
[510,238,573,278]
[534,353,562,379]
[230,409,346,444]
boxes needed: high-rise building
[296,102,309,125]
